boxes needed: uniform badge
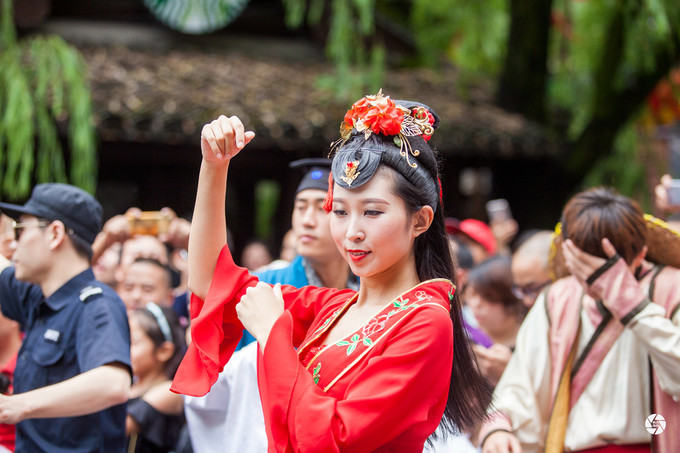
[44,329,61,343]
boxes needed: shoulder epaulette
[79,285,103,302]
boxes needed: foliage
[411,0,508,75]
[280,0,680,195]
[549,0,680,138]
[254,179,280,239]
[582,124,651,209]
[409,0,680,140]
[0,0,96,199]
[283,0,384,99]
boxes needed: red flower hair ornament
[336,90,437,169]
[326,91,442,213]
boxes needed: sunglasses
[12,220,51,241]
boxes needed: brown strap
[545,323,580,453]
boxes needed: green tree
[0,0,96,199]
[284,0,680,198]
[283,0,385,98]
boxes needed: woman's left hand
[562,238,619,300]
[236,282,285,351]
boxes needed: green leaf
[363,338,373,346]
[350,333,360,342]
[0,0,17,48]
[0,0,98,199]
[336,341,350,346]
[308,0,325,25]
[347,343,356,355]
[283,0,306,28]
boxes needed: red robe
[0,352,17,452]
[172,246,455,452]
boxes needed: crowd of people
[0,91,678,452]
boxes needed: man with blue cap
[0,183,131,452]
[256,158,357,295]
[183,158,358,453]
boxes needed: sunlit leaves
[549,0,680,139]
[412,0,508,74]
[0,0,96,199]
[284,0,381,99]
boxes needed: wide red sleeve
[171,245,344,396]
[258,305,454,452]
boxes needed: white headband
[145,302,173,343]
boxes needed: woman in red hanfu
[171,92,492,452]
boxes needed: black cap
[289,158,331,194]
[0,183,103,245]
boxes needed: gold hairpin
[340,161,361,186]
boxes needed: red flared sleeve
[171,245,347,396]
[258,304,454,452]
[171,246,254,395]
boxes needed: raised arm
[188,115,255,300]
[564,238,680,396]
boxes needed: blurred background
[2,0,679,258]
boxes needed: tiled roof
[83,44,558,157]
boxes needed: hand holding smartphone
[486,198,512,223]
[127,211,170,236]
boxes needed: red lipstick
[348,250,370,262]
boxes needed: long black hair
[388,165,493,435]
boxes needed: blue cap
[0,183,102,245]
[289,158,331,194]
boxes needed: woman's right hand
[482,430,522,453]
[236,282,285,351]
[200,115,255,164]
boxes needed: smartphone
[486,198,513,223]
[668,179,680,207]
[127,211,170,236]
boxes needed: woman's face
[329,171,417,279]
[129,316,162,378]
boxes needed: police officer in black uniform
[0,183,131,452]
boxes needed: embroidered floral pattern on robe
[298,281,451,392]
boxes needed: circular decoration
[144,0,250,34]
